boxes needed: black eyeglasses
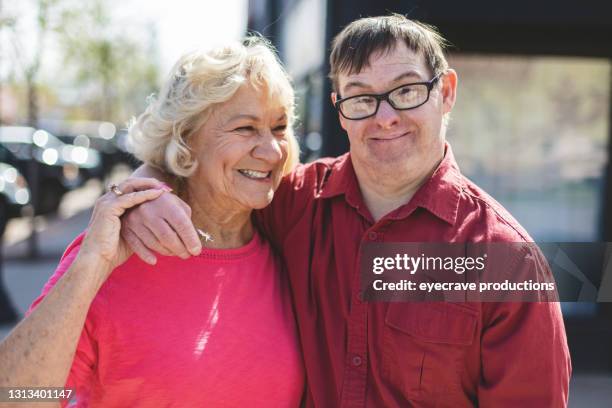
[334,72,444,120]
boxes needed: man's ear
[331,92,348,131]
[441,69,458,115]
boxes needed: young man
[124,15,571,407]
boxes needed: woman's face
[187,84,290,212]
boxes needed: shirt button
[368,231,377,241]
[352,355,362,367]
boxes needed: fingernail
[190,246,201,255]
[160,182,173,192]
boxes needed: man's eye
[354,96,376,105]
[398,86,413,95]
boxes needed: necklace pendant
[196,228,214,243]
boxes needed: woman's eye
[235,126,256,132]
[273,125,287,133]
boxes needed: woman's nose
[253,131,283,163]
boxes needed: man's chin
[367,147,413,166]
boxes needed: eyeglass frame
[333,72,445,120]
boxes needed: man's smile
[369,131,412,142]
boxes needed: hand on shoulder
[78,178,169,276]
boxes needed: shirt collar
[318,143,462,225]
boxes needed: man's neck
[353,156,443,222]
[356,175,422,222]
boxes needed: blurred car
[40,119,137,174]
[0,162,31,236]
[0,126,102,214]
[114,128,141,169]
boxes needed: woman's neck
[180,182,254,249]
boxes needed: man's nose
[375,100,400,128]
[253,131,283,163]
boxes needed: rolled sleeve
[479,301,571,407]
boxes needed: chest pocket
[382,302,479,403]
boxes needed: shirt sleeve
[478,300,571,407]
[26,232,100,407]
[255,163,313,249]
[477,240,571,406]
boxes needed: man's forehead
[338,45,429,93]
[339,64,427,94]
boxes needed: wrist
[70,252,114,289]
[75,250,112,267]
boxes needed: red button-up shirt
[257,144,571,408]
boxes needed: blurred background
[1,0,611,405]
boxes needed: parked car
[0,126,101,214]
[113,128,140,169]
[0,162,31,236]
[40,119,135,175]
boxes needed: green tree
[59,0,160,123]
[2,0,64,127]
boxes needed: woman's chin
[239,193,275,210]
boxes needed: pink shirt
[29,231,304,407]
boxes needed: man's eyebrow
[342,80,371,94]
[391,70,422,83]
[341,70,424,94]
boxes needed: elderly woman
[0,37,304,407]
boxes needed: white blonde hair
[129,36,299,178]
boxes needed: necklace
[175,182,214,245]
[196,228,214,244]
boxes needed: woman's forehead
[217,85,289,119]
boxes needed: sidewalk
[1,204,611,407]
[0,208,93,339]
[0,175,105,336]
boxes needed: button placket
[340,239,369,407]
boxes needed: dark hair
[329,14,450,92]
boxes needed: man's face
[333,41,457,182]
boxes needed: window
[448,55,610,316]
[449,55,609,242]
